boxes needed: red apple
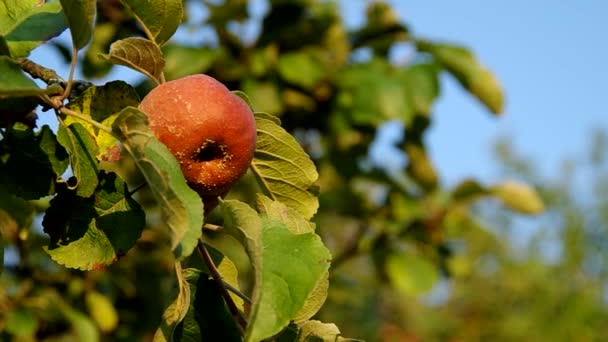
[139,74,256,206]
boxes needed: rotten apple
[139,74,256,208]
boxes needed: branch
[197,240,247,332]
[17,58,64,85]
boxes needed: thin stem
[62,45,79,100]
[128,182,148,196]
[223,280,252,304]
[197,240,247,332]
[60,107,113,134]
[203,223,223,232]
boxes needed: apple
[139,74,256,208]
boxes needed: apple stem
[197,240,248,333]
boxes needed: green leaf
[42,171,145,270]
[120,0,183,46]
[100,37,165,84]
[0,191,35,240]
[65,80,140,161]
[0,56,49,97]
[251,114,319,220]
[385,250,439,296]
[336,60,414,126]
[57,122,100,198]
[403,63,440,117]
[222,199,331,342]
[163,44,220,80]
[418,41,504,114]
[171,268,241,342]
[451,178,489,202]
[112,106,204,260]
[0,1,67,57]
[154,263,191,342]
[85,291,118,333]
[4,308,38,338]
[60,0,96,50]
[282,320,358,342]
[278,49,326,89]
[492,180,544,214]
[0,124,68,199]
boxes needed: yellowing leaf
[85,291,118,332]
[100,37,165,84]
[492,180,544,214]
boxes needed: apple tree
[0,0,543,341]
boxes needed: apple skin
[139,74,256,205]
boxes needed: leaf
[0,1,67,57]
[171,268,241,342]
[57,122,100,197]
[0,56,51,97]
[417,41,504,114]
[64,80,140,161]
[0,192,35,241]
[403,63,440,117]
[492,180,544,214]
[163,44,220,80]
[221,199,331,342]
[451,178,489,202]
[85,291,118,333]
[60,0,96,50]
[0,124,68,199]
[4,308,38,338]
[385,250,439,296]
[278,49,326,89]
[336,60,414,126]
[288,320,358,342]
[100,37,165,84]
[154,263,191,342]
[120,0,183,45]
[112,106,204,260]
[42,171,145,270]
[251,114,319,220]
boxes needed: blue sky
[344,1,608,185]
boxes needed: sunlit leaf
[222,199,331,342]
[154,263,191,342]
[0,1,67,57]
[492,180,544,214]
[418,41,504,114]
[57,122,99,198]
[251,114,319,220]
[65,80,140,161]
[42,171,145,270]
[280,320,359,342]
[403,63,440,117]
[120,0,183,45]
[163,44,220,80]
[278,49,326,89]
[85,291,118,333]
[112,106,204,260]
[385,250,439,296]
[100,37,165,84]
[60,0,96,50]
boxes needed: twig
[203,223,223,232]
[128,182,148,196]
[197,240,247,332]
[17,58,64,85]
[223,280,252,304]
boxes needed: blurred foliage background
[2,0,608,340]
